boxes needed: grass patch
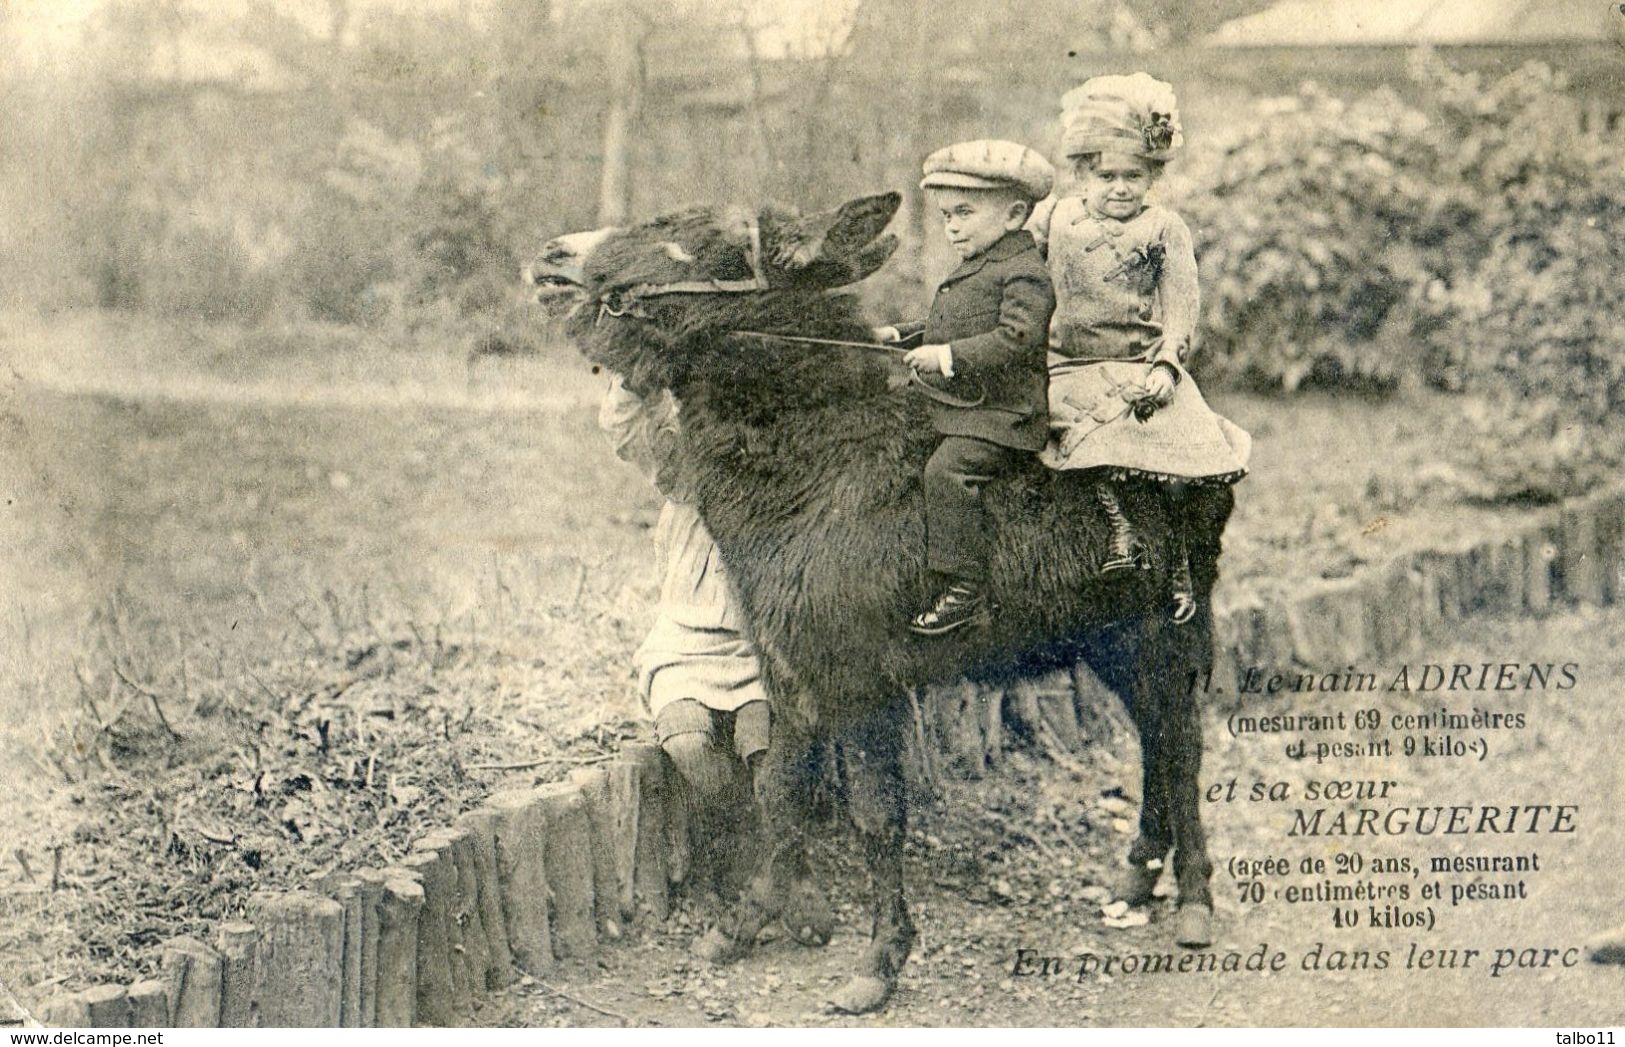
[1,574,643,997]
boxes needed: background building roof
[1207,0,1624,47]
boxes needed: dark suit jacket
[898,230,1055,452]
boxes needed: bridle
[583,217,987,410]
[594,216,769,323]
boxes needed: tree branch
[109,662,183,741]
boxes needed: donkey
[530,192,1233,1013]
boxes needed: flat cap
[920,139,1055,201]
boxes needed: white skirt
[1041,359,1251,482]
[634,501,767,716]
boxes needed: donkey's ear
[840,232,900,285]
[763,192,901,274]
[822,192,903,255]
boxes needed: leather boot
[1169,522,1195,624]
[908,579,985,636]
[1096,483,1142,573]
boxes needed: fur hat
[920,140,1055,202]
[1060,73,1183,161]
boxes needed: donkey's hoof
[1174,904,1214,948]
[826,975,893,1015]
[1115,861,1162,908]
[782,881,835,947]
[693,927,746,964]
[1584,924,1625,965]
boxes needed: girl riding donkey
[1031,74,1249,623]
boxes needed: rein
[908,371,986,410]
[729,331,910,356]
[731,330,987,409]
[588,220,985,409]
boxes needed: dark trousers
[923,436,1020,582]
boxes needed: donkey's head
[527,193,900,395]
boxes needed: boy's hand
[903,343,954,377]
[872,325,902,344]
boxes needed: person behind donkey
[599,379,831,944]
[874,140,1057,636]
[1030,73,1250,623]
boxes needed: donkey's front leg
[827,701,916,1015]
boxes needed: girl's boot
[1095,482,1143,573]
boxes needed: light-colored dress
[1030,196,1250,482]
[598,380,767,717]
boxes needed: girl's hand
[872,325,901,344]
[1142,365,1177,406]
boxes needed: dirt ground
[1,313,1619,1021]
[482,607,1625,1029]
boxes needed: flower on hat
[1060,72,1184,159]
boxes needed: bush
[1441,199,1625,503]
[1448,391,1623,505]
[1178,53,1624,402]
[1413,58,1625,501]
[282,115,524,332]
[1177,83,1460,390]
[80,197,279,324]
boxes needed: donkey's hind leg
[1159,598,1217,947]
[827,700,916,1015]
[1111,606,1217,945]
[1152,482,1231,946]
[1081,621,1173,907]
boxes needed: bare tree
[597,4,649,226]
[734,1,781,180]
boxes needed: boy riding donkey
[875,140,1058,636]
